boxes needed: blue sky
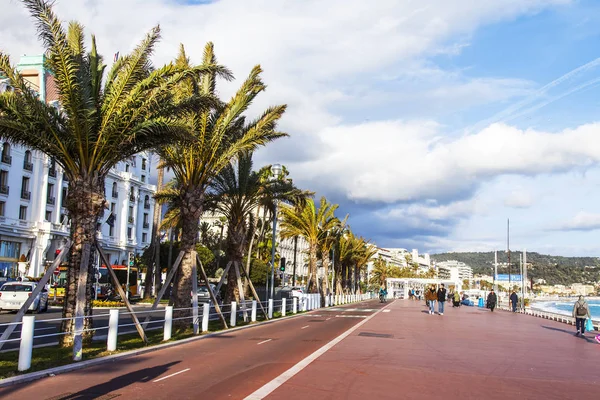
[3,0,600,256]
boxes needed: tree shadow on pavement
[57,361,181,399]
[541,326,599,344]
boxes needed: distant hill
[431,251,600,286]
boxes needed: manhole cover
[358,332,393,339]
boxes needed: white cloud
[504,191,534,209]
[558,211,600,231]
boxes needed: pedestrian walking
[510,290,518,312]
[437,284,447,315]
[487,289,497,312]
[572,295,592,337]
[425,285,437,315]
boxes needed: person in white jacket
[572,296,592,337]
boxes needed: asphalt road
[0,299,386,399]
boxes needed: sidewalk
[265,299,599,399]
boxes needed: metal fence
[496,303,599,330]
[1,292,373,372]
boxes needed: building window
[129,187,135,202]
[0,170,8,195]
[23,150,33,171]
[111,182,118,198]
[19,205,27,220]
[47,183,55,205]
[143,213,149,229]
[109,224,114,237]
[142,233,147,243]
[0,201,5,216]
[1,142,11,165]
[125,163,130,173]
[21,176,31,200]
[110,202,116,213]
[144,195,150,209]
[141,175,146,183]
[45,210,52,221]
[48,158,56,177]
[128,206,134,224]
[61,187,68,207]
[127,227,132,239]
[60,213,66,224]
[141,158,147,170]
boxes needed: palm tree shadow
[59,361,181,399]
[542,325,599,344]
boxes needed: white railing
[496,304,599,330]
[0,292,373,372]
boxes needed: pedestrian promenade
[266,299,599,399]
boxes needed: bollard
[202,303,209,333]
[107,309,119,352]
[293,297,298,313]
[231,302,237,327]
[18,316,35,371]
[282,298,287,317]
[164,306,173,341]
[325,295,329,307]
[251,300,257,322]
[268,299,273,318]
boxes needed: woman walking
[425,285,437,315]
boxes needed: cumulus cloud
[557,211,600,231]
[504,191,534,209]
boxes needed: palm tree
[352,238,377,293]
[280,197,338,295]
[208,153,310,304]
[369,258,398,288]
[317,215,345,300]
[157,44,287,328]
[0,0,203,344]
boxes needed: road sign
[53,268,60,276]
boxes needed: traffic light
[279,257,286,272]
[128,252,134,267]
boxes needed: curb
[0,299,373,388]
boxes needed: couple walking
[425,284,447,315]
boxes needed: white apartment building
[366,247,432,281]
[0,55,156,282]
[436,260,473,287]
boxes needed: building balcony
[128,216,134,224]
[48,168,56,178]
[143,222,149,229]
[23,160,33,171]
[1,154,12,165]
[47,196,56,205]
[21,190,31,200]
[0,185,9,195]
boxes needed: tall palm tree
[157,44,287,328]
[317,215,345,300]
[0,0,205,344]
[208,153,310,303]
[280,197,338,295]
[352,238,377,293]
[369,258,398,288]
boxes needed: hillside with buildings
[431,251,600,286]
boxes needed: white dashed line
[383,310,391,313]
[301,325,309,329]
[153,368,190,383]
[257,339,272,345]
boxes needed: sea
[534,299,600,319]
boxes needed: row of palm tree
[0,0,379,340]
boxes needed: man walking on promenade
[510,290,518,312]
[437,284,447,315]
[573,295,592,337]
[487,289,497,312]
[425,285,437,315]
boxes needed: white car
[0,282,49,313]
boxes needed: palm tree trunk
[308,242,318,293]
[60,176,106,346]
[144,165,164,299]
[320,250,330,306]
[225,222,246,304]
[244,206,260,295]
[172,190,203,330]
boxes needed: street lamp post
[269,163,282,300]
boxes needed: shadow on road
[541,325,599,344]
[50,361,181,399]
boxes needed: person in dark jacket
[510,290,518,312]
[487,289,497,312]
[437,284,447,315]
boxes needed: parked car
[191,284,221,305]
[0,281,49,313]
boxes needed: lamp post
[269,163,282,299]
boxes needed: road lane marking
[326,317,331,321]
[383,310,391,313]
[244,301,392,400]
[301,325,309,329]
[257,339,272,345]
[334,315,367,318]
[153,368,190,383]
